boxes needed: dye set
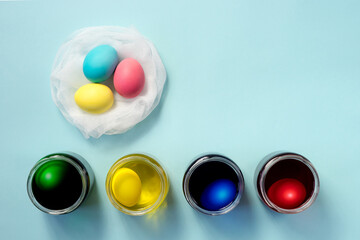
[27,151,320,216]
[35,29,321,218]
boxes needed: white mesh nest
[50,26,166,138]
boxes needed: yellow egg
[74,83,114,114]
[111,168,142,207]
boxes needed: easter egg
[34,160,69,191]
[113,58,145,98]
[267,178,307,209]
[111,168,142,207]
[200,179,237,211]
[83,45,119,83]
[74,83,114,114]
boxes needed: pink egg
[113,58,145,98]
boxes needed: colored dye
[255,152,320,214]
[188,161,239,211]
[107,154,168,214]
[263,159,314,202]
[118,160,161,208]
[31,160,83,210]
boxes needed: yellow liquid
[107,154,168,214]
[122,161,161,208]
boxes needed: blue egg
[200,179,237,211]
[83,45,119,83]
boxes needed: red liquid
[264,159,314,201]
[257,158,315,211]
[267,178,306,209]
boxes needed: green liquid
[32,159,83,210]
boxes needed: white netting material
[50,26,166,138]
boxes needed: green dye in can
[31,159,83,210]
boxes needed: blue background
[1,0,360,239]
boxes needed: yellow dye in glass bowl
[106,154,169,215]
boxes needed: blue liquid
[200,179,237,211]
